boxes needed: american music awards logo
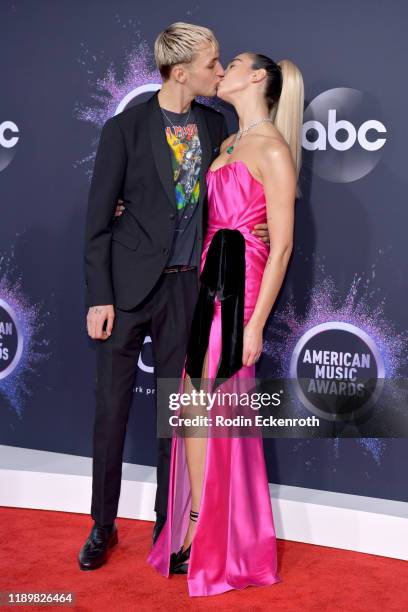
[0,299,24,379]
[0,253,51,415]
[302,87,387,182]
[262,266,407,462]
[289,321,384,421]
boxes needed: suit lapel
[148,91,213,211]
[192,99,212,206]
[148,91,177,211]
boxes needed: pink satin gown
[147,159,282,597]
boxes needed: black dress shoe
[78,522,118,571]
[152,513,166,545]
[169,544,191,574]
[169,509,198,574]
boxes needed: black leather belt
[185,228,246,391]
[163,264,197,273]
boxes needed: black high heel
[169,510,199,574]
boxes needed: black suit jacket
[84,90,228,310]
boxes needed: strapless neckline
[207,159,263,187]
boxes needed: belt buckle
[163,265,196,274]
[163,266,179,274]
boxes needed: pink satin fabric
[147,160,282,596]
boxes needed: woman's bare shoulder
[256,132,292,166]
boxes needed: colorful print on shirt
[165,123,201,211]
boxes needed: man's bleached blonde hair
[154,22,219,80]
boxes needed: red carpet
[0,507,407,611]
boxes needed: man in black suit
[79,22,269,570]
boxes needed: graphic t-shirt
[160,107,202,267]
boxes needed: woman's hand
[114,199,125,218]
[242,320,263,367]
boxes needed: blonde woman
[148,51,304,597]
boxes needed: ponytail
[250,54,305,198]
[271,59,304,198]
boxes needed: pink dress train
[147,160,282,597]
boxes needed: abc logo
[303,110,386,152]
[302,88,387,183]
[0,120,20,173]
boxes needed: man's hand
[114,199,125,218]
[252,222,270,244]
[87,305,115,340]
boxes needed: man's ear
[172,65,187,84]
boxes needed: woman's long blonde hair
[250,54,304,198]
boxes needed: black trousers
[90,268,199,526]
